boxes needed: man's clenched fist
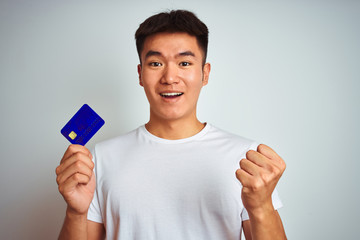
[236,144,286,214]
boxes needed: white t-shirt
[88,123,282,240]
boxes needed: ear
[202,63,211,86]
[137,64,143,86]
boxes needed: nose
[161,63,179,85]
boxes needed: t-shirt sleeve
[241,188,283,221]
[87,186,103,223]
[87,150,103,223]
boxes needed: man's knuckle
[273,162,285,176]
[276,165,283,175]
[56,176,61,185]
[74,160,83,169]
[73,152,82,160]
[268,164,277,174]
[58,184,63,193]
[259,172,266,180]
[90,161,95,169]
[260,173,270,183]
[252,179,263,191]
[72,173,81,181]
[68,144,76,152]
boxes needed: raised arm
[236,144,287,240]
[56,144,105,240]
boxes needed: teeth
[160,92,183,97]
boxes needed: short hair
[135,10,209,65]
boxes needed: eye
[180,62,191,67]
[149,62,162,67]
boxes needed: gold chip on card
[68,131,77,140]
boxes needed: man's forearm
[248,205,286,240]
[58,208,88,240]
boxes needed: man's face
[138,32,210,123]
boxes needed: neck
[145,117,206,140]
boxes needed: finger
[246,150,269,168]
[58,172,93,195]
[246,149,284,175]
[235,168,255,187]
[56,152,94,176]
[257,144,286,171]
[257,144,280,161]
[61,144,92,164]
[239,158,260,176]
[61,144,93,162]
[57,160,93,186]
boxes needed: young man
[56,10,287,240]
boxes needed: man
[56,10,287,240]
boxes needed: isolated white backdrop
[0,0,359,239]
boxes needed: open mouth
[160,92,184,98]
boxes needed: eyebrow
[144,50,196,59]
[178,51,195,57]
[145,50,162,59]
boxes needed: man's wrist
[66,207,88,221]
[247,201,276,222]
[59,207,89,240]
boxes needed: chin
[161,113,185,121]
[153,109,189,122]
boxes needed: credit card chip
[68,131,77,140]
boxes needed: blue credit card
[61,104,105,145]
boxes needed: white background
[0,0,359,239]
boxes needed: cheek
[141,72,157,90]
[140,80,156,100]
[188,71,203,92]
[181,68,203,85]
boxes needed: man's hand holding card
[56,104,104,215]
